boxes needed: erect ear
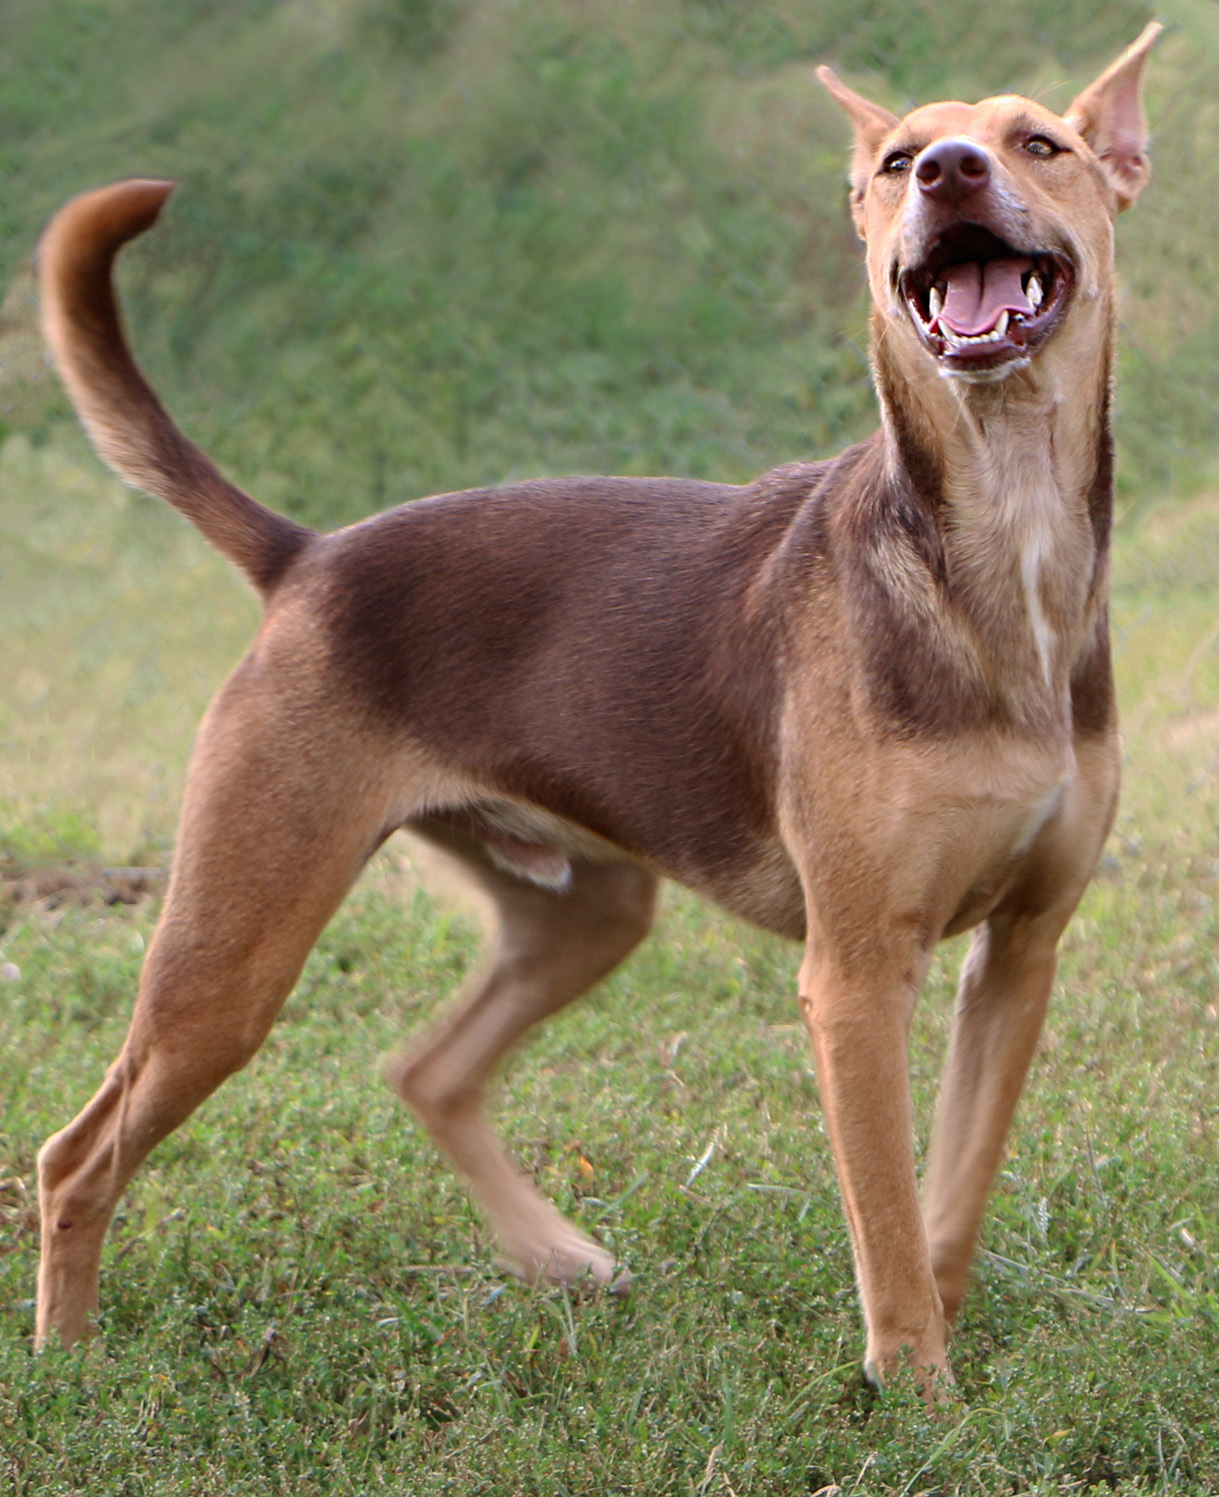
[1063,21,1162,211]
[816,65,900,237]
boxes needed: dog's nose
[915,139,991,202]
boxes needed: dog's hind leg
[390,824,657,1288]
[36,676,394,1348]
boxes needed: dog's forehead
[890,94,1061,148]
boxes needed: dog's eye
[1024,136,1061,158]
[882,151,913,175]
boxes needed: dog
[34,25,1160,1395]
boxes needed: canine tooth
[995,311,1009,337]
[1027,273,1043,310]
[929,286,943,319]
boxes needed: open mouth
[899,225,1073,376]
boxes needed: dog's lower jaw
[938,355,1031,385]
[900,308,1038,386]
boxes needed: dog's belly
[417,776,1075,948]
[705,837,807,938]
[417,796,808,940]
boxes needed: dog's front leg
[921,739,1120,1325]
[920,908,1061,1325]
[798,939,950,1393]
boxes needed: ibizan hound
[34,26,1160,1394]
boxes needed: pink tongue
[936,258,1033,335]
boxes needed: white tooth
[1027,274,1043,310]
[995,311,1009,336]
[929,286,944,319]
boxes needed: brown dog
[35,25,1160,1393]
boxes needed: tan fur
[34,27,1159,1397]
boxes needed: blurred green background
[2,0,1215,863]
[2,0,1215,520]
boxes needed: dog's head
[819,25,1160,387]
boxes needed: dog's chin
[935,349,1031,385]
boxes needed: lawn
[3,465,1217,1495]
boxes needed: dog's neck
[872,305,1114,716]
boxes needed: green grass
[1,487,1216,1493]
[1,610,1217,1494]
[2,1,1219,1491]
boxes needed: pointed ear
[1064,21,1162,211]
[816,66,900,236]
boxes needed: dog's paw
[497,1218,617,1292]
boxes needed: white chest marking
[1020,529,1056,687]
[1012,781,1067,856]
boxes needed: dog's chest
[938,756,1076,935]
[819,725,1080,937]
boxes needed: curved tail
[39,180,314,597]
